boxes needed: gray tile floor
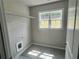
[19,45,65,59]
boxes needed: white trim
[32,43,65,50]
[66,42,73,59]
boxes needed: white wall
[3,0,31,58]
[30,1,68,49]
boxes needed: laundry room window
[39,9,63,29]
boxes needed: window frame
[39,9,64,29]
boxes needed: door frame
[0,0,11,59]
[0,23,6,59]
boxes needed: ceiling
[15,0,61,6]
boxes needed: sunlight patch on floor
[27,49,55,59]
[27,50,41,56]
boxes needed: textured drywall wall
[30,1,68,49]
[3,0,31,58]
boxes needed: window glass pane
[39,12,49,21]
[39,12,49,28]
[50,10,63,28]
[51,20,62,28]
[50,10,62,20]
[39,20,49,28]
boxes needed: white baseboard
[32,43,65,50]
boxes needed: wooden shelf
[5,11,36,19]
